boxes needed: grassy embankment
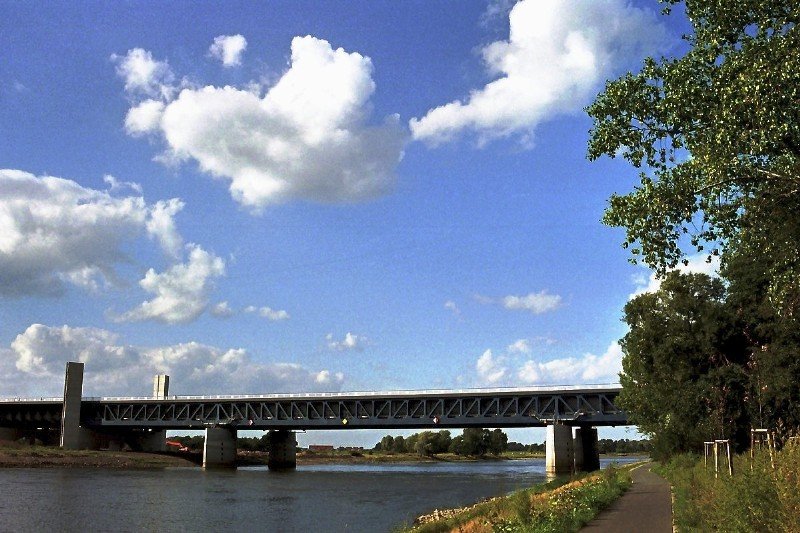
[399,462,639,533]
[0,442,197,468]
[657,441,800,532]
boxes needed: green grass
[402,464,636,533]
[658,443,800,532]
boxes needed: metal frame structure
[0,387,626,431]
[88,387,625,430]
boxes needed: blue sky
[0,1,690,445]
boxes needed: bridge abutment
[203,427,237,468]
[546,423,574,475]
[268,430,296,470]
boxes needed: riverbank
[0,443,197,468]
[0,444,539,468]
[401,462,643,533]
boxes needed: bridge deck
[1,386,626,431]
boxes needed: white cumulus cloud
[116,244,225,324]
[327,332,367,352]
[517,342,622,384]
[502,291,562,314]
[410,0,664,145]
[0,169,183,297]
[476,349,507,384]
[209,34,248,67]
[507,338,531,354]
[210,301,234,318]
[125,99,165,136]
[245,305,290,321]
[2,324,344,397]
[122,36,405,209]
[112,48,174,99]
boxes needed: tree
[487,429,508,456]
[587,1,800,315]
[391,436,406,453]
[618,272,749,458]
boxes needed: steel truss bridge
[0,385,626,431]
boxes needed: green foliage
[660,446,800,532]
[405,466,634,533]
[619,271,750,457]
[587,0,800,315]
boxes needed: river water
[0,457,642,532]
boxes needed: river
[0,457,642,532]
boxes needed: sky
[0,1,694,446]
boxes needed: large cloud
[473,341,622,386]
[120,36,406,208]
[115,245,225,324]
[517,342,622,384]
[2,324,344,397]
[0,169,183,296]
[410,0,664,144]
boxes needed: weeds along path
[581,464,672,533]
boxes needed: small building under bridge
[0,362,627,473]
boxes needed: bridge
[0,362,627,473]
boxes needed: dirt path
[581,463,672,533]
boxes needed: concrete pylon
[546,423,574,475]
[153,375,170,399]
[203,427,237,468]
[145,374,170,452]
[268,430,297,470]
[60,362,98,449]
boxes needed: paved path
[581,463,672,533]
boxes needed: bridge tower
[60,362,99,449]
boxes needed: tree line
[587,0,800,458]
[374,428,509,457]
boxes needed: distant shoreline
[0,444,643,469]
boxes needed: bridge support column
[576,426,600,472]
[138,429,167,452]
[60,362,100,450]
[546,423,574,475]
[203,427,237,468]
[573,428,584,472]
[268,430,296,470]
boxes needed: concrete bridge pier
[575,426,600,472]
[268,430,296,470]
[546,423,574,475]
[203,427,237,468]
